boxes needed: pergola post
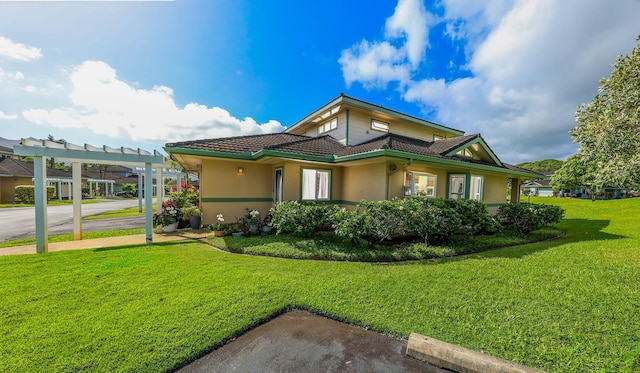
[72,162,82,240]
[137,172,143,212]
[510,178,521,203]
[33,156,49,254]
[156,167,163,214]
[145,163,153,244]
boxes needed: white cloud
[0,36,42,61]
[338,0,433,89]
[0,110,18,120]
[340,0,640,163]
[22,60,285,143]
[0,68,25,82]
[385,0,431,67]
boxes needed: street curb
[406,333,546,373]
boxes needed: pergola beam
[13,139,165,254]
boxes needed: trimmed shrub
[444,198,502,234]
[496,202,565,236]
[270,201,340,237]
[334,200,405,246]
[14,185,56,203]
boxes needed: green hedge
[14,185,56,203]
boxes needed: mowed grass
[1,197,639,372]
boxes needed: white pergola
[13,138,166,254]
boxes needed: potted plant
[158,213,178,233]
[245,209,262,234]
[208,213,225,236]
[181,204,202,229]
[230,221,244,237]
[262,212,273,234]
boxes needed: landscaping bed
[205,228,562,261]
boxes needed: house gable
[285,94,465,146]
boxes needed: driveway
[0,199,146,242]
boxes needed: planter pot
[249,225,259,234]
[262,225,272,233]
[162,222,178,233]
[155,225,163,234]
[231,232,244,237]
[189,216,202,229]
[178,219,189,229]
[213,230,225,237]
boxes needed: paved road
[0,200,147,242]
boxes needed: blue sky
[1,0,639,164]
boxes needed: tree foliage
[568,36,640,189]
[549,154,587,192]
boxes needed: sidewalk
[0,229,212,256]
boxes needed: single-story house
[165,94,542,225]
[0,157,74,203]
[521,178,554,197]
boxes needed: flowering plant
[162,200,179,218]
[153,199,179,227]
[245,209,262,226]
[209,213,225,231]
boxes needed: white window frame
[403,171,437,198]
[470,175,483,201]
[318,118,338,134]
[449,174,466,199]
[371,119,389,132]
[433,134,443,141]
[302,168,331,200]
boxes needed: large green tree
[569,36,640,190]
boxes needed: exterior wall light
[237,167,244,174]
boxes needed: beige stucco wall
[483,174,509,208]
[196,153,511,225]
[199,159,274,226]
[0,177,32,204]
[342,162,387,203]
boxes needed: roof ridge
[167,133,309,147]
[264,134,345,150]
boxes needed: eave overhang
[164,146,541,179]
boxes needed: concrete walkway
[0,229,212,256]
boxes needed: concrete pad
[407,332,546,373]
[177,310,447,373]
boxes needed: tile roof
[166,133,308,154]
[165,132,541,177]
[265,135,346,156]
[0,157,72,178]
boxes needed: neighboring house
[0,157,73,203]
[521,177,555,197]
[165,94,542,225]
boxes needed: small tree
[569,36,640,190]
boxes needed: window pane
[302,169,316,199]
[470,176,483,200]
[317,171,329,199]
[450,175,465,199]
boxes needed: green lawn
[1,197,639,372]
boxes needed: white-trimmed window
[404,171,436,198]
[449,175,465,199]
[433,134,443,141]
[470,175,483,201]
[371,119,389,132]
[318,118,337,134]
[302,169,330,200]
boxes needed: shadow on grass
[448,218,625,261]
